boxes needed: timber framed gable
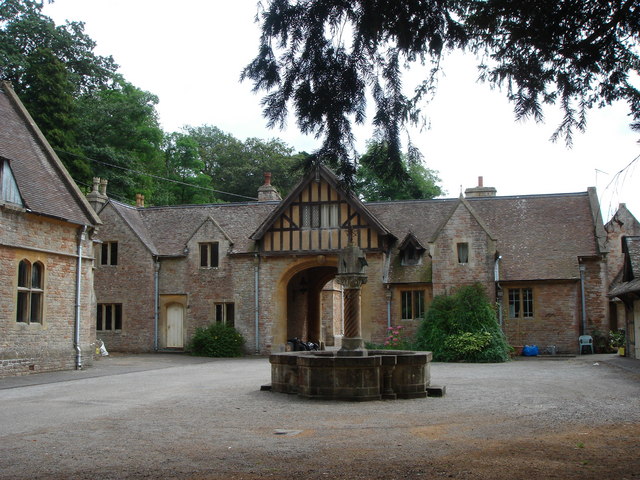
[251,166,393,255]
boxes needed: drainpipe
[579,263,587,336]
[386,287,392,329]
[494,255,503,326]
[154,257,160,351]
[254,254,260,353]
[74,225,88,370]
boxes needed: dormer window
[1,158,24,206]
[399,233,425,266]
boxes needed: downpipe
[254,254,260,353]
[154,258,160,351]
[579,264,587,335]
[74,225,87,370]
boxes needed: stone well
[269,349,432,401]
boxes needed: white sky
[43,0,639,221]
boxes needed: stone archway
[286,266,340,346]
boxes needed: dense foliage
[243,0,640,185]
[1,0,443,204]
[188,323,246,358]
[355,141,442,201]
[415,283,510,362]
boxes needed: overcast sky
[43,0,639,220]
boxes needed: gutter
[74,226,88,370]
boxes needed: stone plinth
[269,350,432,401]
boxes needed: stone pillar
[335,241,368,355]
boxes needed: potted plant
[609,329,626,356]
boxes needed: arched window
[16,260,44,323]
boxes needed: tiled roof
[0,82,99,226]
[610,236,640,296]
[368,191,600,281]
[104,169,602,282]
[112,201,278,257]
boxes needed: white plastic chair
[579,335,594,354]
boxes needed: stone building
[0,82,101,377]
[91,165,623,355]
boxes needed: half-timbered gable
[251,166,393,254]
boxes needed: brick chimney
[257,172,282,202]
[464,176,497,198]
[135,193,145,207]
[86,177,108,213]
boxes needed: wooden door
[166,303,184,348]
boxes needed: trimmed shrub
[188,323,245,357]
[415,283,510,362]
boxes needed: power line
[55,148,259,201]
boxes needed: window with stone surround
[16,260,43,323]
[100,241,118,266]
[508,288,534,319]
[199,242,219,268]
[97,303,123,331]
[401,290,425,321]
[215,302,235,327]
[457,242,469,264]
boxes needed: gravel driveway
[1,353,639,479]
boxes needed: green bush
[188,323,245,357]
[415,283,510,362]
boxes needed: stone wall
[431,203,495,298]
[501,281,580,353]
[0,208,96,377]
[94,204,155,352]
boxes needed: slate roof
[0,82,100,226]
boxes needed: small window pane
[114,304,122,330]
[17,291,28,322]
[523,288,533,318]
[31,263,43,289]
[200,244,209,267]
[211,242,219,267]
[226,303,235,327]
[105,304,113,330]
[18,260,29,287]
[30,292,42,323]
[97,305,103,330]
[457,243,469,263]
[101,243,108,265]
[110,242,118,265]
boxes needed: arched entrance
[286,266,341,346]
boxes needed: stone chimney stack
[87,177,108,213]
[135,193,145,208]
[464,176,497,198]
[257,172,282,202]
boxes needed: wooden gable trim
[250,165,392,241]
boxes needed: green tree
[243,0,640,184]
[415,283,510,362]
[158,132,215,205]
[356,141,443,201]
[186,125,304,202]
[0,0,117,95]
[74,78,164,202]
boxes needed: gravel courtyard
[1,353,639,479]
